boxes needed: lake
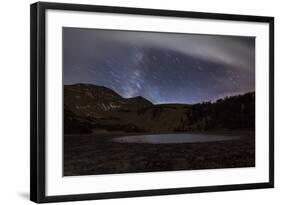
[65,131,254,176]
[112,133,240,144]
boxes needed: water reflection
[112,133,240,144]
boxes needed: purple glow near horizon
[63,28,255,104]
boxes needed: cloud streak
[63,27,255,104]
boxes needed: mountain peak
[127,95,153,105]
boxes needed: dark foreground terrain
[64,131,255,176]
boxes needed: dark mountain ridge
[64,84,255,134]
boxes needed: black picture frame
[30,2,274,203]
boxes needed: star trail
[63,27,255,104]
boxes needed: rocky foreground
[64,131,255,176]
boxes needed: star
[63,27,255,104]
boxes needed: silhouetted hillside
[64,104,93,134]
[174,92,255,131]
[64,84,255,134]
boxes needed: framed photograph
[30,2,274,203]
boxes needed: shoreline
[64,129,255,176]
[65,129,255,139]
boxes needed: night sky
[63,27,255,104]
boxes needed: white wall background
[0,0,279,204]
